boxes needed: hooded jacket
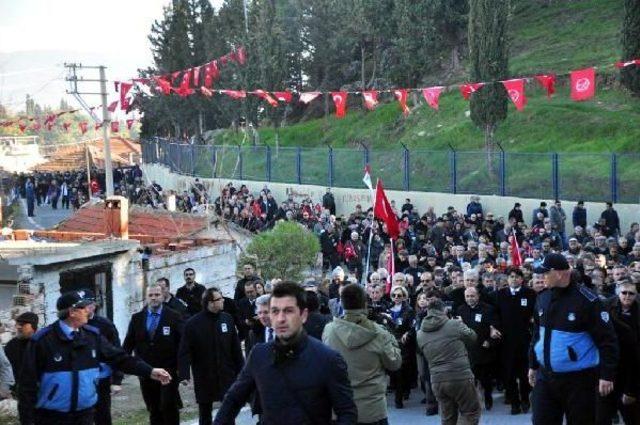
[322,310,402,423]
[416,310,476,384]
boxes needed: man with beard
[176,268,206,317]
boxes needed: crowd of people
[3,168,640,425]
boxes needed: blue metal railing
[141,137,640,203]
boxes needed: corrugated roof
[34,137,140,171]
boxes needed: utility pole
[64,63,114,197]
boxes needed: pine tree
[622,0,640,95]
[468,0,509,166]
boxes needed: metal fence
[142,137,640,203]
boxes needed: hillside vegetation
[218,0,640,153]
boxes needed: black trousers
[472,363,494,402]
[596,388,639,425]
[198,402,214,425]
[27,198,35,217]
[532,368,598,425]
[35,408,94,425]
[61,195,69,209]
[139,376,181,425]
[95,378,112,425]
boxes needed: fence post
[497,142,506,196]
[212,146,217,179]
[266,145,272,182]
[296,147,302,184]
[552,153,559,200]
[401,144,410,191]
[190,144,195,176]
[328,146,334,187]
[448,144,457,194]
[610,153,618,203]
[359,142,370,168]
[237,145,243,180]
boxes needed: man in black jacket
[457,287,498,411]
[322,188,336,215]
[175,268,206,316]
[237,280,259,340]
[156,277,188,318]
[494,267,537,415]
[246,295,273,354]
[214,281,356,425]
[123,283,184,425]
[234,263,258,302]
[4,312,38,423]
[179,287,244,425]
[85,290,124,425]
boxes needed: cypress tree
[622,0,640,95]
[468,0,509,164]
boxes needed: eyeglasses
[392,293,404,298]
[621,291,637,296]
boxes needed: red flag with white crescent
[362,91,379,110]
[79,122,88,134]
[253,90,279,107]
[192,66,201,86]
[299,92,321,104]
[126,119,135,130]
[120,82,133,110]
[393,89,410,116]
[220,90,246,99]
[331,91,348,118]
[154,77,172,95]
[19,122,27,133]
[274,91,293,103]
[501,79,527,111]
[110,121,120,133]
[62,122,71,132]
[236,46,247,65]
[95,123,102,131]
[510,229,522,267]
[362,164,373,191]
[107,101,118,112]
[200,87,214,97]
[422,86,444,110]
[570,67,596,101]
[374,179,400,240]
[459,82,484,100]
[535,74,556,99]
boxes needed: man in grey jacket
[323,284,402,425]
[417,299,480,425]
[0,345,14,399]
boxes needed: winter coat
[416,310,476,384]
[322,310,401,423]
[178,310,244,403]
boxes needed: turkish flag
[107,101,119,112]
[62,122,72,132]
[362,91,379,110]
[120,82,133,110]
[126,119,135,130]
[299,91,321,104]
[422,87,444,110]
[171,71,181,85]
[535,74,556,99]
[79,122,88,134]
[373,179,400,239]
[509,229,522,267]
[154,77,172,95]
[253,90,279,107]
[95,123,102,131]
[220,90,246,99]
[331,91,348,118]
[175,71,194,97]
[459,83,484,100]
[393,89,410,116]
[31,121,41,131]
[502,79,527,111]
[615,59,640,68]
[111,121,120,133]
[204,61,219,88]
[274,91,293,103]
[19,123,27,133]
[236,46,247,65]
[570,67,596,101]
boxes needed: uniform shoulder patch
[578,284,598,302]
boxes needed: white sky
[0,0,224,112]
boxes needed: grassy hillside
[216,0,640,153]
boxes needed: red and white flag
[79,122,88,135]
[110,121,120,133]
[331,91,348,118]
[18,123,27,133]
[126,119,135,130]
[362,164,373,192]
[154,77,172,95]
[393,89,410,116]
[253,90,279,107]
[236,46,247,65]
[299,91,321,104]
[510,229,522,267]
[220,90,246,99]
[615,59,640,68]
[107,101,119,113]
[374,179,400,240]
[200,87,214,97]
[192,66,201,86]
[502,78,527,111]
[362,91,379,110]
[62,122,71,132]
[535,74,556,99]
[274,91,293,103]
[459,82,484,100]
[570,67,596,101]
[422,86,444,110]
[119,82,133,110]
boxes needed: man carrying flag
[374,179,400,293]
[510,229,522,267]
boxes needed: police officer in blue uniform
[19,291,172,425]
[528,253,619,425]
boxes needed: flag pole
[364,180,377,283]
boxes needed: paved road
[189,390,533,424]
[14,198,73,230]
